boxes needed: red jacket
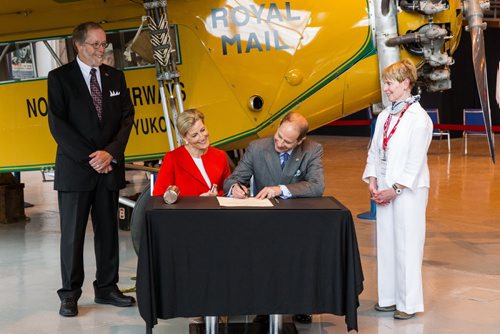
[153,146,230,197]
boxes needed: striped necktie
[90,68,102,121]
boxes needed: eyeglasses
[85,42,109,49]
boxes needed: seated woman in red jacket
[153,109,230,197]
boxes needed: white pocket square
[109,90,120,97]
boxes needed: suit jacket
[223,136,325,197]
[362,102,433,189]
[153,146,231,197]
[48,60,134,191]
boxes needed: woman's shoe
[393,310,416,320]
[374,303,396,312]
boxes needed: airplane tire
[130,183,151,255]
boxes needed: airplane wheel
[130,183,151,255]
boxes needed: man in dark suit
[48,21,135,317]
[223,112,324,324]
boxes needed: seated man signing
[224,111,324,200]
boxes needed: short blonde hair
[176,109,205,138]
[382,59,417,88]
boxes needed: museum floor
[1,135,499,334]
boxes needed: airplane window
[0,43,37,80]
[34,39,70,77]
[0,26,178,82]
[0,39,69,82]
[103,30,155,69]
[118,26,180,69]
[122,30,155,69]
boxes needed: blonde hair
[176,109,205,138]
[382,59,418,88]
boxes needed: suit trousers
[57,176,119,300]
[376,185,428,314]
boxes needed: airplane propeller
[464,0,495,163]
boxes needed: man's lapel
[281,144,303,182]
[71,61,95,113]
[263,138,281,180]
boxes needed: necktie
[90,68,102,121]
[280,152,289,169]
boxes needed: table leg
[205,316,218,334]
[146,325,152,334]
[269,314,282,334]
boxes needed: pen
[237,182,249,197]
[274,197,279,204]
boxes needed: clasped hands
[232,183,282,199]
[89,150,113,174]
[369,181,396,206]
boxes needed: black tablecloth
[136,196,364,331]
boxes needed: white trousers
[376,186,428,314]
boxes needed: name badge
[379,149,388,176]
[380,148,388,162]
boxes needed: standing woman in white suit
[362,59,433,320]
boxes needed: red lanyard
[382,103,411,151]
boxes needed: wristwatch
[392,183,402,195]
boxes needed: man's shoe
[253,315,269,324]
[293,314,312,324]
[95,290,136,307]
[393,310,416,320]
[59,298,78,317]
[374,303,396,312]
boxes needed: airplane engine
[387,1,457,92]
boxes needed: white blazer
[362,102,433,190]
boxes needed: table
[136,196,364,332]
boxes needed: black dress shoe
[95,290,136,307]
[59,298,78,317]
[253,314,269,324]
[293,314,312,324]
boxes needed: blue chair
[463,109,486,155]
[426,108,450,153]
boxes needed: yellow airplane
[0,0,494,174]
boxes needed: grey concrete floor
[1,136,499,333]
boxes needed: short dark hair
[72,22,104,48]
